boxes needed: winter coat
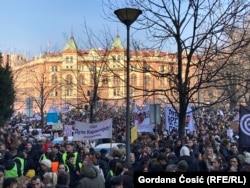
[77,165,105,188]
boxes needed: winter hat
[40,159,52,168]
[100,149,108,154]
[177,160,189,171]
[180,145,190,156]
[244,151,250,164]
[25,169,36,178]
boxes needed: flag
[239,105,250,149]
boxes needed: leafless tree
[104,0,250,141]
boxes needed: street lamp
[114,8,142,163]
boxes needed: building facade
[9,34,204,115]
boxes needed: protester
[55,171,70,188]
[77,159,105,188]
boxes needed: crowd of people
[0,108,249,188]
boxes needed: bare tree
[104,0,250,141]
[64,21,124,123]
[15,56,59,127]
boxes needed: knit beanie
[26,169,36,178]
[177,160,189,171]
[40,159,52,168]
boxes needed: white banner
[64,125,73,136]
[73,118,113,141]
[134,104,154,132]
[165,104,195,134]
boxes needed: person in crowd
[10,147,25,177]
[202,146,217,171]
[36,159,52,179]
[194,152,208,172]
[97,149,110,179]
[47,151,59,173]
[17,175,30,188]
[219,138,231,162]
[41,138,53,154]
[61,143,81,168]
[209,157,223,172]
[65,153,80,188]
[57,163,67,174]
[187,138,199,157]
[0,165,5,188]
[224,155,243,172]
[39,146,53,162]
[77,159,105,188]
[0,143,8,166]
[110,176,123,188]
[52,145,62,164]
[3,151,21,178]
[2,177,18,188]
[24,169,36,185]
[228,143,240,158]
[105,162,123,188]
[165,164,177,172]
[120,167,134,188]
[42,170,57,188]
[24,142,40,172]
[55,171,70,188]
[148,153,167,172]
[175,160,189,172]
[173,139,182,157]
[30,175,43,188]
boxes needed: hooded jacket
[77,165,105,188]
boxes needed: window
[103,75,108,85]
[144,65,150,71]
[103,66,108,72]
[113,88,120,96]
[51,75,57,84]
[130,88,137,96]
[131,74,137,85]
[145,75,151,85]
[117,55,121,62]
[52,89,58,96]
[159,65,164,72]
[78,75,85,84]
[51,66,58,72]
[78,66,84,72]
[66,88,73,96]
[66,75,73,84]
[113,75,120,85]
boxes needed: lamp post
[114,8,142,163]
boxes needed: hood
[4,160,15,170]
[82,165,98,179]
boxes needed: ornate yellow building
[9,34,203,114]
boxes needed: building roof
[111,34,124,50]
[63,35,78,52]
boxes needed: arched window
[113,75,120,85]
